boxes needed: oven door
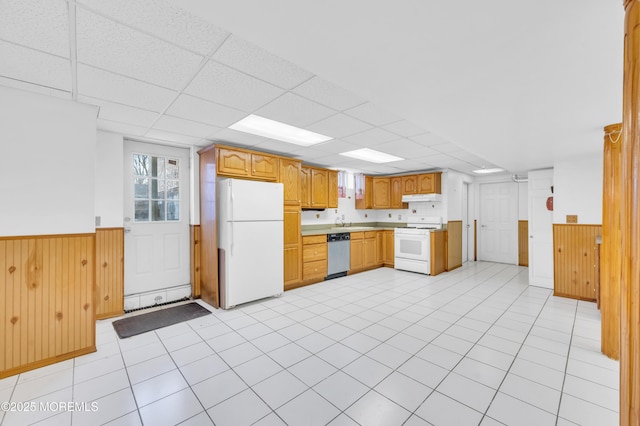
[394,231,430,261]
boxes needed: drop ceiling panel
[0,76,71,100]
[210,128,270,147]
[145,129,202,146]
[430,143,463,153]
[185,60,284,111]
[342,127,399,147]
[98,118,148,137]
[388,159,437,172]
[409,133,451,147]
[255,93,336,127]
[0,0,69,58]
[213,35,313,89]
[373,139,426,158]
[77,64,177,112]
[308,154,354,167]
[76,8,204,91]
[312,140,361,155]
[292,76,365,111]
[307,113,372,139]
[344,102,401,126]
[252,139,302,156]
[166,94,246,128]
[0,41,71,92]
[383,120,426,137]
[76,0,229,55]
[153,115,221,138]
[79,95,159,127]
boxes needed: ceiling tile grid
[383,120,427,138]
[78,95,160,128]
[144,129,202,146]
[0,76,71,100]
[76,0,229,55]
[307,113,372,139]
[0,0,70,58]
[76,64,178,112]
[0,41,71,92]
[152,115,221,139]
[210,128,271,147]
[213,35,313,90]
[344,102,401,126]
[184,60,284,112]
[292,76,365,111]
[166,94,247,128]
[75,8,205,91]
[97,118,148,137]
[255,92,336,128]
[342,127,399,147]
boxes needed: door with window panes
[124,140,190,300]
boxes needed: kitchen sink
[330,226,376,232]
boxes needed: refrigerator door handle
[230,189,234,222]
[230,222,234,256]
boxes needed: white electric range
[394,216,443,274]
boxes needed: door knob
[125,228,132,233]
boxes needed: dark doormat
[112,302,211,339]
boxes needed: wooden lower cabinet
[430,230,447,276]
[364,232,377,268]
[283,206,301,289]
[383,230,394,266]
[376,231,384,265]
[350,231,386,273]
[350,232,364,271]
[302,235,327,283]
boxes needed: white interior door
[479,182,518,264]
[528,169,554,288]
[123,140,190,298]
[462,182,469,262]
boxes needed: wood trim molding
[190,225,201,299]
[446,221,463,271]
[518,220,529,267]
[95,228,124,320]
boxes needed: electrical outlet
[316,213,320,219]
[566,215,578,223]
[388,213,392,218]
[397,214,401,220]
[365,214,368,218]
[341,214,345,220]
[95,216,101,227]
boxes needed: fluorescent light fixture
[339,148,404,163]
[472,167,504,174]
[229,114,332,146]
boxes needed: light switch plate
[566,215,578,223]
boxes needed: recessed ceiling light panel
[339,148,404,163]
[229,114,332,146]
[472,167,504,174]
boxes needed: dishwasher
[326,232,350,279]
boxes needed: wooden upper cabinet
[390,177,404,209]
[311,169,328,208]
[355,174,373,209]
[279,158,302,205]
[402,175,418,194]
[372,177,390,209]
[251,154,278,180]
[216,146,278,181]
[328,170,338,208]
[217,147,250,177]
[300,166,311,208]
[417,172,442,194]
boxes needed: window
[133,154,180,222]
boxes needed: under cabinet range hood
[401,193,442,203]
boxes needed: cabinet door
[284,246,301,287]
[328,170,338,208]
[217,147,250,177]
[384,230,394,264]
[402,175,417,194]
[350,239,364,271]
[251,154,278,180]
[300,167,311,208]
[390,177,404,209]
[372,178,390,209]
[376,231,384,265]
[364,237,377,267]
[417,174,435,193]
[283,206,301,286]
[283,206,300,246]
[279,159,301,205]
[311,169,328,208]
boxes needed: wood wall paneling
[190,225,201,299]
[518,220,529,267]
[552,224,601,301]
[197,145,219,308]
[447,221,462,271]
[430,231,447,276]
[601,123,621,360]
[1,234,96,379]
[621,1,640,422]
[95,228,124,319]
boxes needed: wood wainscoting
[447,221,462,271]
[552,224,602,302]
[190,225,201,299]
[518,220,529,266]
[0,234,96,379]
[95,228,124,319]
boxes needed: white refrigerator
[217,177,284,309]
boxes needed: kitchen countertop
[301,222,405,236]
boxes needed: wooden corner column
[601,123,622,360]
[621,1,640,423]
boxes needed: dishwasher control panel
[327,233,350,242]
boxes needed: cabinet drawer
[303,260,327,280]
[303,235,327,245]
[350,232,364,240]
[303,243,327,262]
[364,231,378,239]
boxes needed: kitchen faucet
[335,216,345,227]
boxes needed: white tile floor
[0,262,620,426]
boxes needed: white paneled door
[479,182,518,264]
[528,169,554,289]
[123,140,190,299]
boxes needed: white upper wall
[0,87,97,236]
[95,131,124,228]
[553,153,603,225]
